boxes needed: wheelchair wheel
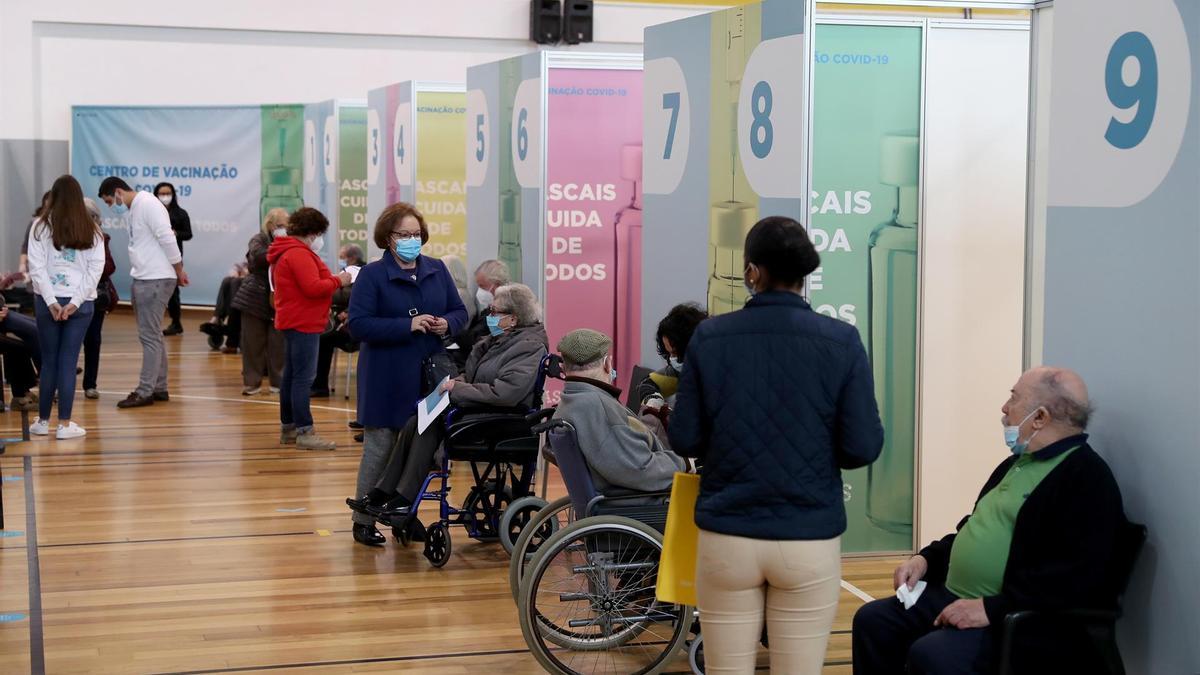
[423,522,451,568]
[688,633,704,674]
[462,482,513,541]
[500,495,549,556]
[509,496,572,602]
[517,516,692,675]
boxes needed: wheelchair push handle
[526,408,559,434]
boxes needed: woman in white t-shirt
[26,175,106,439]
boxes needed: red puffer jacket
[266,236,340,333]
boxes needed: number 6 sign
[1048,0,1191,208]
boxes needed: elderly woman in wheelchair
[347,283,549,558]
[507,329,695,675]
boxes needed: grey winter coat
[554,378,689,495]
[449,323,548,410]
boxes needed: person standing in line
[99,177,189,409]
[267,207,351,450]
[232,209,288,395]
[669,216,885,675]
[154,182,192,336]
[26,175,105,439]
[311,244,364,397]
[80,198,118,400]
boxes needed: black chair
[999,520,1148,675]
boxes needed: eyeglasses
[391,231,421,241]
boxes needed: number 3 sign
[1048,0,1192,208]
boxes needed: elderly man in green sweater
[553,328,689,495]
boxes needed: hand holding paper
[895,580,926,610]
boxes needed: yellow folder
[656,471,701,606]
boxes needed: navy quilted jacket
[669,291,884,540]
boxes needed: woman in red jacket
[267,208,351,450]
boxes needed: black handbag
[421,350,456,398]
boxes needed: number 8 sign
[737,33,807,199]
[1048,0,1191,208]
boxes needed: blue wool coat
[348,254,468,429]
[669,291,884,540]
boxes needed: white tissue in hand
[346,265,362,283]
[895,580,927,610]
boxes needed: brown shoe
[117,392,154,409]
[10,395,37,411]
[220,346,238,355]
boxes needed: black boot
[352,523,385,547]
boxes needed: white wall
[0,0,708,141]
[917,23,1030,543]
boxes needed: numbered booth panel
[466,52,643,404]
[366,82,467,262]
[303,99,365,267]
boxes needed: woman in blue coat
[346,203,467,547]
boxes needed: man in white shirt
[99,177,189,408]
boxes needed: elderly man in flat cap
[553,328,689,495]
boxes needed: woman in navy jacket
[669,216,884,674]
[346,203,467,547]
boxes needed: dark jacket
[348,253,468,428]
[168,205,192,253]
[919,436,1125,626]
[452,308,493,370]
[232,232,273,320]
[450,323,548,410]
[669,291,884,540]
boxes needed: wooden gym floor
[0,309,902,674]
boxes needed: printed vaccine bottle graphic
[499,61,523,283]
[708,5,759,316]
[261,125,303,221]
[614,144,644,374]
[866,133,918,536]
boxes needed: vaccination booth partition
[640,0,1030,555]
[466,52,644,403]
[303,99,366,267]
[365,81,467,263]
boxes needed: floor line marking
[91,390,356,413]
[841,578,876,603]
[24,455,45,673]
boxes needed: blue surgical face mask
[668,356,684,372]
[395,238,422,262]
[338,259,348,271]
[110,198,128,216]
[1003,407,1042,455]
[486,314,506,337]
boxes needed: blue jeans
[280,329,319,432]
[35,297,95,421]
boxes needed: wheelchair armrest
[585,490,673,515]
[526,407,555,426]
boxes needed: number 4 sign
[1048,0,1192,208]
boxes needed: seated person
[0,300,39,411]
[312,244,365,397]
[199,262,248,353]
[439,254,477,372]
[852,367,1126,675]
[450,259,510,371]
[554,328,689,495]
[351,283,548,520]
[634,303,707,409]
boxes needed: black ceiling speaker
[531,0,562,44]
[563,0,594,45]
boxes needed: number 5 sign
[737,33,807,199]
[1048,0,1191,208]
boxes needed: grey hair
[82,197,102,226]
[475,259,510,289]
[341,244,365,266]
[493,283,542,327]
[442,254,469,292]
[1036,370,1095,430]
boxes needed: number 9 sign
[1048,0,1191,208]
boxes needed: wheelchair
[386,353,562,568]
[512,414,694,675]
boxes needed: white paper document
[896,580,927,610]
[346,265,362,283]
[417,376,451,434]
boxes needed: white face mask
[157,194,173,207]
[309,235,325,253]
[273,227,287,238]
[476,288,494,311]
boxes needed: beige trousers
[696,529,841,674]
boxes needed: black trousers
[312,329,356,392]
[82,296,110,391]
[0,340,37,398]
[852,584,995,675]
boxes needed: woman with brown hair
[232,208,289,394]
[25,174,106,439]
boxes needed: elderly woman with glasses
[344,202,468,547]
[347,282,548,545]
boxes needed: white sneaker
[29,418,50,436]
[56,422,87,440]
[268,386,280,394]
